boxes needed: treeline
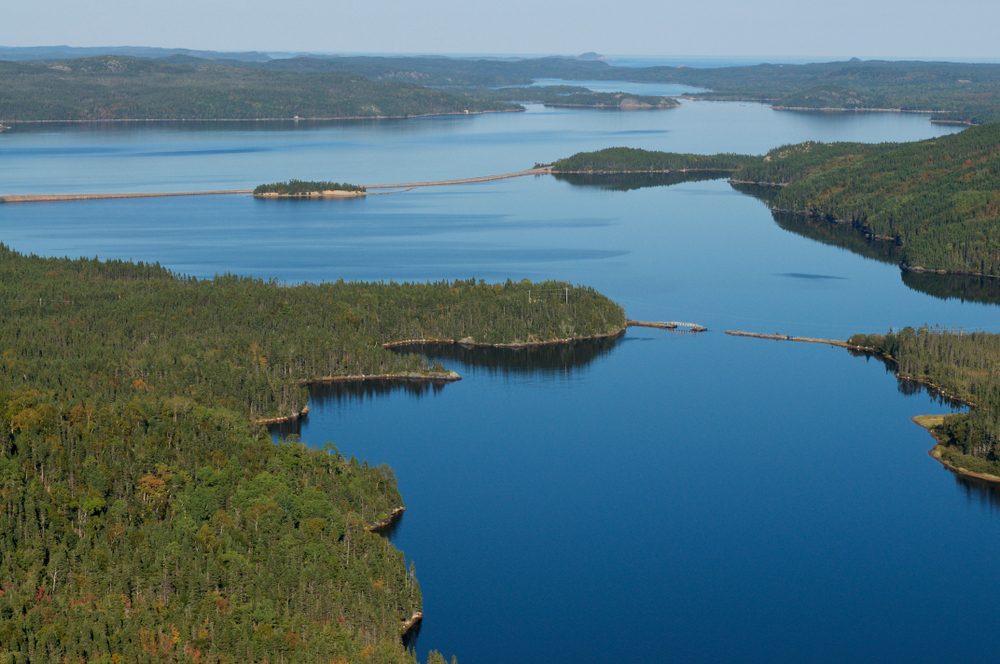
[848,327,1000,474]
[0,246,623,662]
[254,180,366,196]
[550,123,1000,277]
[0,56,517,122]
[6,54,1000,125]
[256,56,1000,124]
[476,86,678,110]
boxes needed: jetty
[0,168,551,204]
[0,189,251,204]
[627,320,707,332]
[725,329,872,351]
[363,167,550,189]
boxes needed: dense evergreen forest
[477,86,678,110]
[0,57,517,122]
[552,123,1000,277]
[848,328,1000,476]
[253,181,366,196]
[0,246,624,662]
[250,55,1000,124]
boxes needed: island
[551,122,1000,278]
[0,244,625,662]
[253,180,367,199]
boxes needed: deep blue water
[2,101,999,662]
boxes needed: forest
[477,86,678,110]
[847,328,1000,476]
[552,122,1000,277]
[0,245,624,662]
[254,56,1000,124]
[6,52,1000,124]
[0,56,517,122]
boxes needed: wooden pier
[627,320,707,332]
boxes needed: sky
[1,0,998,60]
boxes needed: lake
[2,98,999,662]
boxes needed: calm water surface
[2,102,998,662]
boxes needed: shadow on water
[730,183,1000,307]
[409,334,623,376]
[551,170,730,191]
[953,474,1000,512]
[852,350,1000,509]
[553,170,1000,310]
[272,336,623,439]
[901,270,1000,307]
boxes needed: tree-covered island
[0,245,625,662]
[253,180,367,199]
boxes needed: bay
[1,101,997,662]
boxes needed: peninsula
[0,245,626,662]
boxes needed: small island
[253,179,367,199]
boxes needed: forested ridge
[0,57,516,122]
[552,123,1000,277]
[848,328,1000,476]
[477,86,678,110]
[7,53,1000,124]
[0,246,624,662]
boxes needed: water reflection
[552,170,729,191]
[272,336,623,439]
[953,474,1000,512]
[560,174,1000,306]
[411,335,623,375]
[902,270,1000,307]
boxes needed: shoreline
[254,190,366,199]
[254,405,310,427]
[382,326,627,350]
[302,370,463,385]
[401,611,423,638]
[367,506,406,533]
[0,108,523,127]
[913,417,1000,484]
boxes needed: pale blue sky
[2,0,997,60]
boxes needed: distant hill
[4,49,1000,124]
[0,56,516,122]
[0,44,277,62]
